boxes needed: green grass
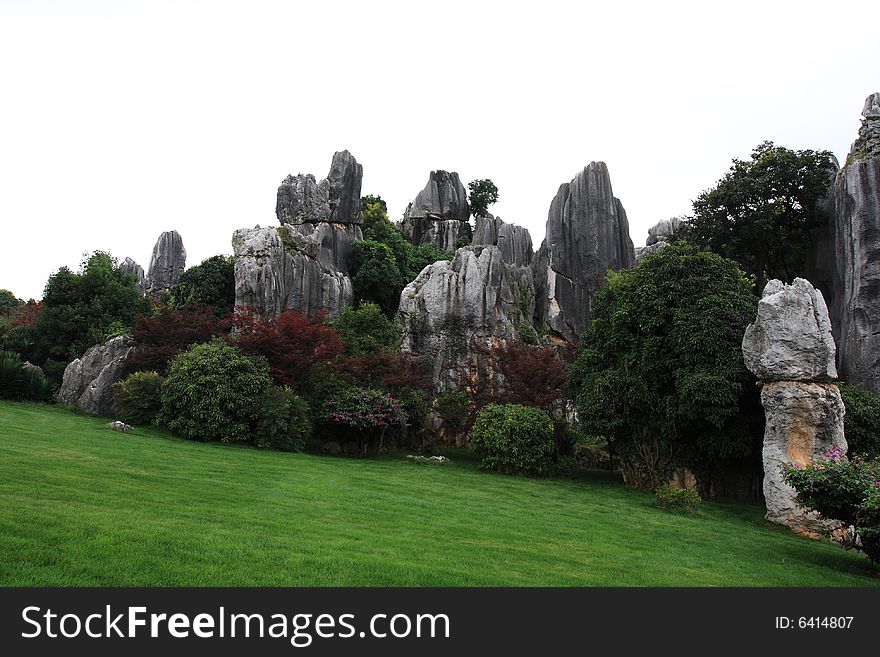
[0,400,877,586]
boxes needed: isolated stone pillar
[742,278,847,536]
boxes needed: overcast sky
[1,0,877,300]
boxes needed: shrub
[783,448,880,563]
[331,302,400,356]
[112,371,164,425]
[471,404,555,476]
[0,350,52,401]
[158,340,271,443]
[254,386,312,452]
[839,383,880,458]
[655,484,701,513]
[322,386,407,453]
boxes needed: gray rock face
[808,94,880,393]
[234,151,364,318]
[120,257,146,295]
[472,214,534,267]
[742,277,847,536]
[533,162,635,341]
[276,150,363,225]
[57,336,138,416]
[399,170,470,251]
[636,215,685,262]
[760,381,847,536]
[742,278,837,382]
[146,231,186,296]
[398,245,533,393]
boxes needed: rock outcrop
[742,278,847,536]
[472,214,534,267]
[120,257,146,295]
[399,171,470,252]
[810,93,880,393]
[146,231,186,296]
[234,151,363,318]
[398,245,533,393]
[57,336,138,416]
[532,162,635,341]
[635,217,684,263]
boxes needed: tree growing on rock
[684,141,836,291]
[467,179,499,218]
[568,244,763,491]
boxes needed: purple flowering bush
[782,447,880,563]
[323,387,407,453]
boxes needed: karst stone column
[742,278,847,536]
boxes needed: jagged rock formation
[810,93,880,393]
[635,217,684,263]
[233,151,363,318]
[398,245,534,393]
[742,278,847,536]
[532,162,635,341]
[472,214,533,267]
[57,336,138,416]
[120,257,146,295]
[398,171,470,252]
[146,231,186,296]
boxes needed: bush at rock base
[157,340,271,444]
[783,448,880,563]
[471,404,555,477]
[0,350,52,402]
[839,382,880,458]
[322,387,407,454]
[112,371,164,425]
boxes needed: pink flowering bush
[782,447,880,563]
[323,387,407,453]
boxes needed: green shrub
[839,382,880,458]
[158,339,272,443]
[471,404,555,476]
[655,484,701,513]
[783,448,880,562]
[331,302,400,356]
[112,371,164,425]
[0,350,52,401]
[254,386,312,452]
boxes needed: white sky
[1,0,877,300]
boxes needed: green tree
[568,244,762,491]
[32,252,152,381]
[0,290,21,314]
[331,302,401,356]
[351,240,405,316]
[360,194,387,213]
[167,255,235,315]
[467,179,499,218]
[839,383,880,458]
[685,141,836,290]
[471,404,556,476]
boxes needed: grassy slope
[0,400,877,586]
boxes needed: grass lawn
[0,400,877,586]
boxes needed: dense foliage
[568,244,762,490]
[158,340,272,444]
[684,141,835,290]
[467,179,499,218]
[783,448,880,563]
[0,350,52,401]
[232,309,344,392]
[167,255,235,315]
[471,404,556,476]
[655,484,701,514]
[129,304,232,374]
[839,383,880,458]
[322,386,407,453]
[254,386,312,452]
[331,302,400,356]
[0,290,21,313]
[23,252,152,382]
[112,371,165,425]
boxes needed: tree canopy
[568,244,762,490]
[467,179,499,218]
[167,255,235,315]
[684,141,836,291]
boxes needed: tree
[350,240,406,316]
[167,255,235,315]
[232,308,345,392]
[0,290,21,314]
[467,179,499,218]
[568,244,763,491]
[360,194,387,213]
[331,302,400,356]
[684,141,836,290]
[471,404,556,476]
[30,252,152,382]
